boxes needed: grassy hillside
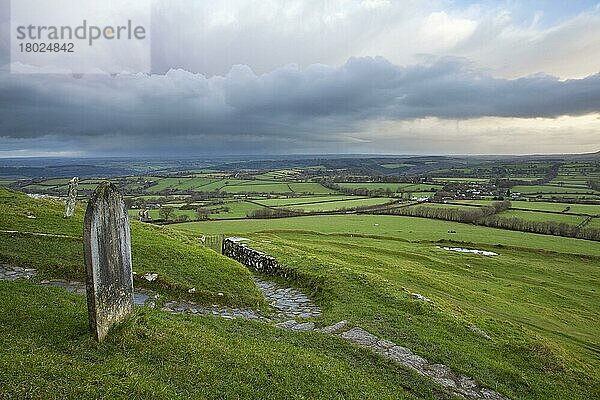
[0,281,448,400]
[0,188,262,307]
[176,217,600,399]
[3,186,600,399]
[0,187,455,399]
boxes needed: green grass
[174,220,600,399]
[175,214,600,256]
[288,182,337,194]
[337,183,440,192]
[549,180,590,187]
[506,177,545,182]
[0,281,447,400]
[206,201,265,219]
[4,177,600,400]
[143,178,335,195]
[513,185,599,194]
[282,198,393,212]
[455,200,600,215]
[381,163,415,168]
[147,177,223,192]
[253,195,358,207]
[496,210,586,225]
[587,218,600,229]
[431,177,489,183]
[0,188,261,307]
[165,177,218,191]
[532,194,600,200]
[221,183,294,194]
[254,169,304,179]
[422,201,591,225]
[128,201,266,221]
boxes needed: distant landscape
[1,153,599,398]
[3,153,599,240]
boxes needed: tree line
[378,201,511,223]
[373,200,600,241]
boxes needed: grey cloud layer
[2,57,599,146]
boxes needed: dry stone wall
[222,238,283,276]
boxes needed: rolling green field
[176,214,600,256]
[496,210,586,225]
[221,183,294,194]
[512,185,599,194]
[337,182,441,192]
[253,195,358,207]
[140,177,338,195]
[280,197,394,211]
[431,177,489,183]
[206,201,265,219]
[254,169,305,179]
[287,182,338,194]
[381,163,415,168]
[175,216,600,399]
[147,177,222,192]
[455,200,600,215]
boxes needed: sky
[0,0,599,157]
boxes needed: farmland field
[496,210,586,225]
[288,182,338,194]
[253,195,358,207]
[281,197,393,211]
[337,182,441,192]
[455,200,600,215]
[381,163,415,168]
[586,218,600,229]
[512,185,599,194]
[220,183,293,193]
[431,177,489,183]
[175,214,600,256]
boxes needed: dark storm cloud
[0,56,599,154]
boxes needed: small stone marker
[63,177,78,218]
[83,182,134,342]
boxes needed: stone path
[161,276,321,322]
[0,264,37,281]
[275,320,507,400]
[0,264,158,307]
[1,263,506,399]
[0,264,321,322]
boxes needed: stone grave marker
[63,177,78,218]
[83,182,134,341]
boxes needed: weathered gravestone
[83,182,134,341]
[63,177,78,218]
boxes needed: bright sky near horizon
[0,0,599,157]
